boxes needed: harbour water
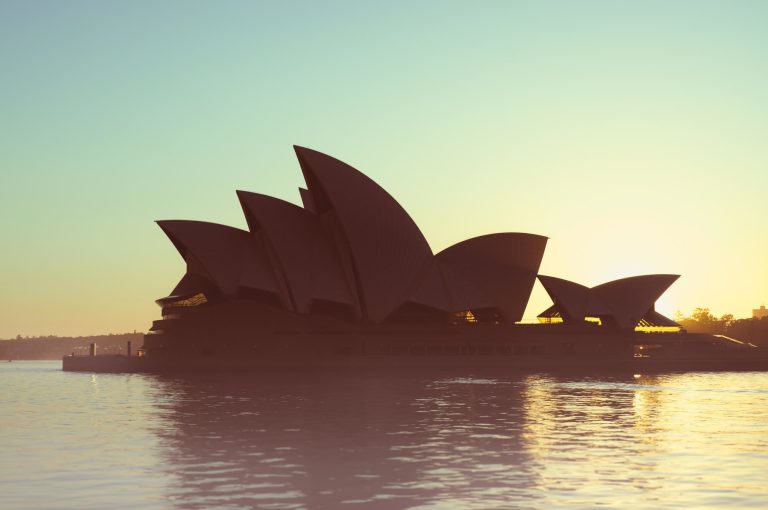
[2,361,768,509]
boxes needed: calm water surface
[1,361,767,509]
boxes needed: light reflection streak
[110,370,768,509]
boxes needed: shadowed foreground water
[2,361,768,509]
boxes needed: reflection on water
[2,362,768,509]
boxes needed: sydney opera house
[128,145,723,369]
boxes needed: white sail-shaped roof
[157,220,283,303]
[436,233,548,322]
[538,274,680,329]
[591,274,680,329]
[237,191,357,314]
[295,146,433,321]
[538,275,590,321]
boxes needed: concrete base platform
[62,353,768,374]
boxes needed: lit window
[452,310,478,324]
[634,317,681,333]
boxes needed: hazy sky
[1,1,767,337]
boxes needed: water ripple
[2,363,768,509]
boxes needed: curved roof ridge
[157,220,283,302]
[590,274,679,328]
[537,275,590,322]
[592,274,681,288]
[236,190,358,314]
[293,146,433,321]
[537,273,679,327]
[436,233,548,322]
[441,232,550,244]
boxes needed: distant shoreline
[0,333,143,361]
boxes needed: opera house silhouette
[135,146,697,366]
[64,146,760,372]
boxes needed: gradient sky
[1,0,767,337]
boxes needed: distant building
[753,305,768,319]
